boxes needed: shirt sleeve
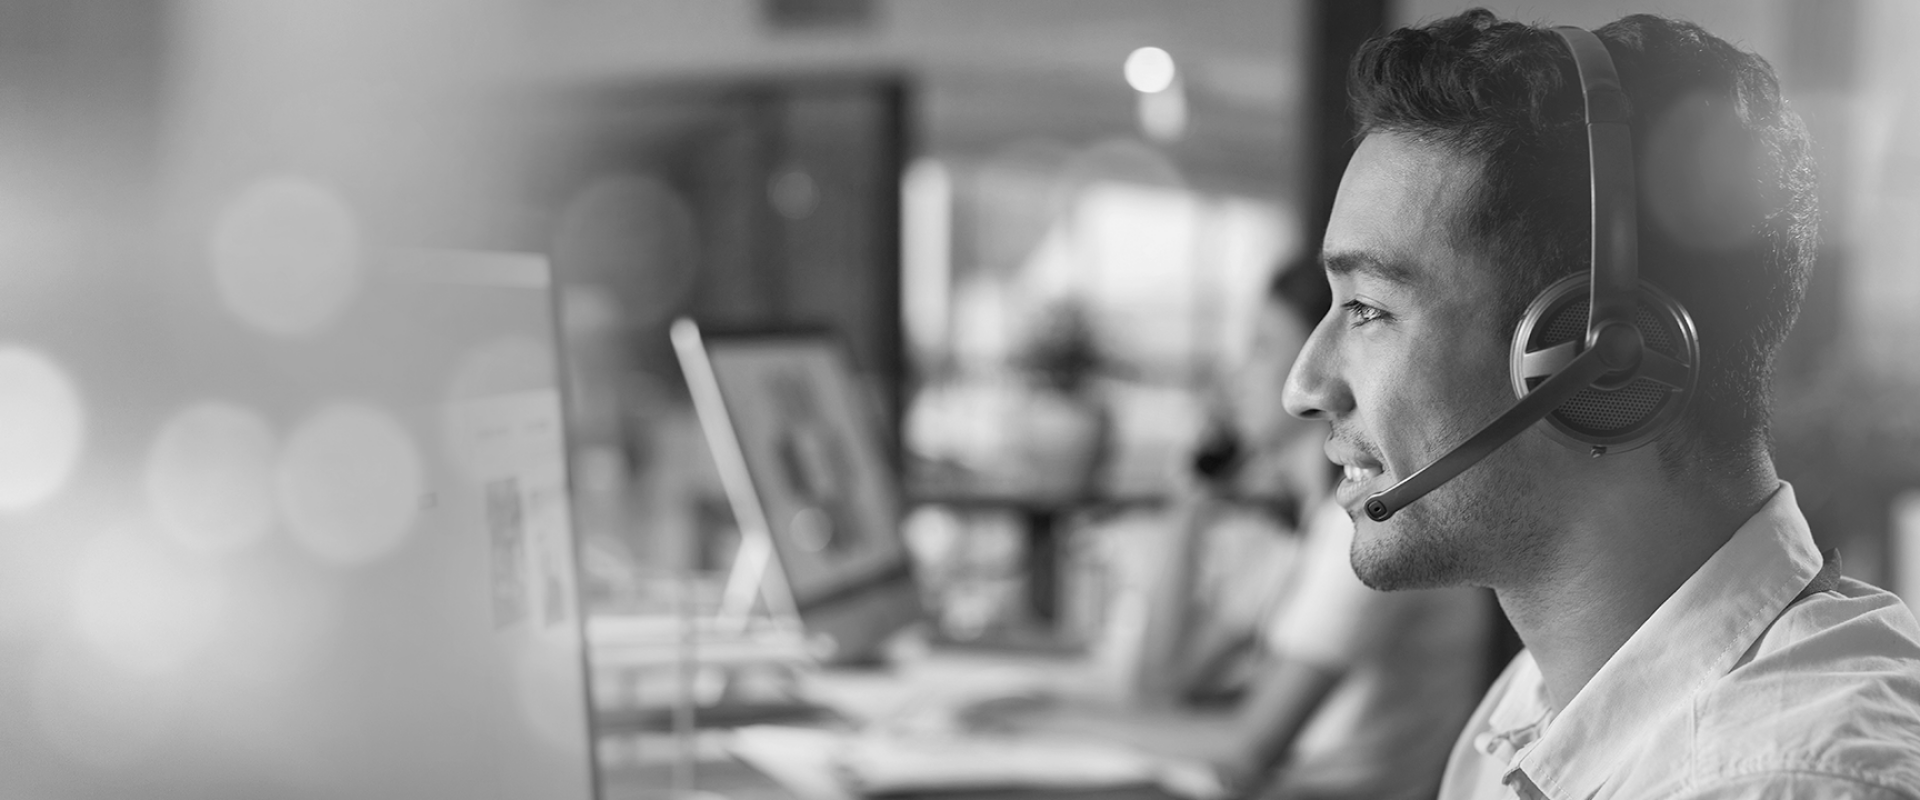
[1263,501,1404,668]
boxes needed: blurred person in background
[1285,10,1920,799]
[974,257,1493,800]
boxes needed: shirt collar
[1473,653,1552,766]
[1508,482,1824,800]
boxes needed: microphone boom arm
[1363,343,1619,522]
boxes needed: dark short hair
[1348,9,1819,463]
[1267,252,1334,332]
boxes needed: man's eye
[1342,299,1391,326]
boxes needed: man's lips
[1340,462,1384,485]
[1334,464,1386,511]
[1326,438,1386,512]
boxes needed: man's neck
[1496,458,1779,712]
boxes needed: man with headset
[1284,9,1920,799]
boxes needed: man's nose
[1282,316,1351,421]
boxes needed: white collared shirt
[1439,484,1920,800]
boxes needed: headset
[1363,26,1701,522]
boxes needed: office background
[0,1,1915,797]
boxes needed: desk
[594,645,1194,800]
[602,759,794,800]
[602,760,1177,800]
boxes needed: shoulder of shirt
[1729,576,1920,674]
[1664,768,1920,800]
[1684,577,1920,796]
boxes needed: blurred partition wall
[884,3,1313,644]
[897,6,1309,502]
[518,0,1312,534]
[901,147,1294,496]
[525,79,908,607]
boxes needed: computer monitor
[0,250,598,800]
[671,320,922,664]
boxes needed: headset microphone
[1362,26,1700,523]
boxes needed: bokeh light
[0,523,74,645]
[209,175,364,338]
[164,553,344,785]
[790,507,834,552]
[277,403,423,565]
[0,346,85,512]
[558,284,621,339]
[145,401,279,554]
[550,173,699,328]
[1124,46,1177,94]
[70,530,226,676]
[768,166,820,220]
[32,644,181,770]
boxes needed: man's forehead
[1321,133,1485,288]
[1321,250,1421,287]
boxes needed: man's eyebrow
[1320,251,1420,286]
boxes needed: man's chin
[1350,517,1468,591]
[1353,563,1452,592]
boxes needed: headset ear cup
[1509,274,1701,453]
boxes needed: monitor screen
[0,250,599,800]
[672,322,921,664]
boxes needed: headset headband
[1551,26,1640,351]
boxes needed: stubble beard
[1348,436,1552,592]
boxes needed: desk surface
[596,646,1200,800]
[601,754,1181,800]
[603,765,1176,800]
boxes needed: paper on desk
[838,732,1161,795]
[729,726,859,800]
[729,725,1220,799]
